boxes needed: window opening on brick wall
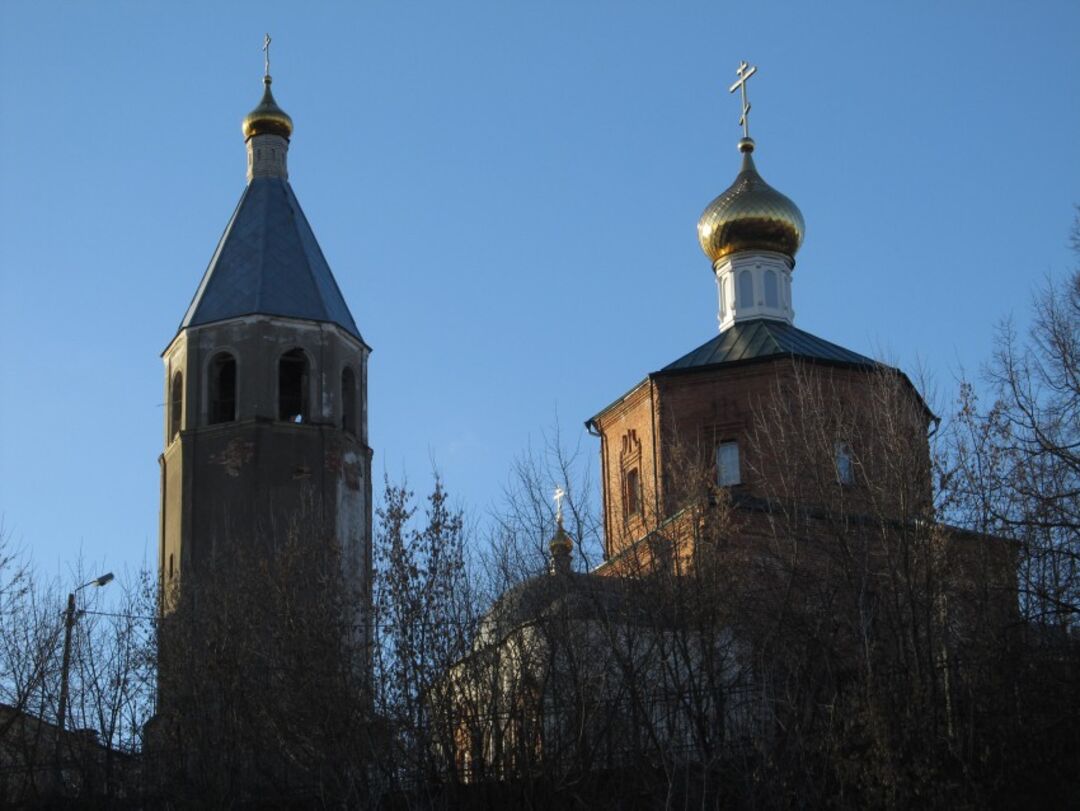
[279,349,309,423]
[342,366,357,435]
[624,467,641,519]
[619,430,644,521]
[835,441,855,486]
[208,353,237,424]
[717,441,741,486]
[169,371,183,441]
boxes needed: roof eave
[162,313,370,356]
[585,376,651,433]
[654,351,881,379]
[653,352,936,422]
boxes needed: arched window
[279,349,309,423]
[341,367,357,436]
[169,372,183,441]
[738,270,754,309]
[208,352,237,424]
[764,269,779,308]
[360,360,368,439]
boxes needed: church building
[433,64,1014,790]
[586,63,932,572]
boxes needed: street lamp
[56,572,114,735]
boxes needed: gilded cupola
[697,136,804,265]
[242,76,293,141]
[700,63,802,332]
[549,487,573,576]
[242,39,292,183]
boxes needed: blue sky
[1,1,1077,583]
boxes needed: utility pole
[55,572,113,776]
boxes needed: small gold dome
[697,138,804,264]
[242,77,293,141]
[549,525,573,555]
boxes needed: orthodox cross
[728,60,758,139]
[553,487,566,525]
[263,33,272,78]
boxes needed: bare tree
[938,212,1080,805]
[150,494,373,806]
[51,564,155,800]
[0,533,155,804]
[0,532,65,802]
[489,423,604,576]
[427,427,760,809]
[371,472,479,802]
[951,260,1080,627]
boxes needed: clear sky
[1,1,1077,583]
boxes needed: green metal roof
[587,318,933,430]
[660,318,877,373]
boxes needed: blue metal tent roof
[179,177,362,341]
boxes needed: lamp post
[56,572,114,735]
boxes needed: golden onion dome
[697,138,804,264]
[242,76,293,141]
[549,525,573,555]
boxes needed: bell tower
[158,57,372,630]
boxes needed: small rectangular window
[717,441,741,486]
[835,441,855,486]
[624,467,641,518]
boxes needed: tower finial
[242,34,292,179]
[553,486,566,527]
[728,60,758,147]
[549,486,573,575]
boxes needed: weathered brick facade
[590,353,933,567]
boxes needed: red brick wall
[594,358,933,563]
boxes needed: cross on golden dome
[553,486,566,526]
[243,34,293,141]
[729,60,757,140]
[697,61,805,271]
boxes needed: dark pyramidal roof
[587,319,884,426]
[660,318,876,373]
[180,177,362,341]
